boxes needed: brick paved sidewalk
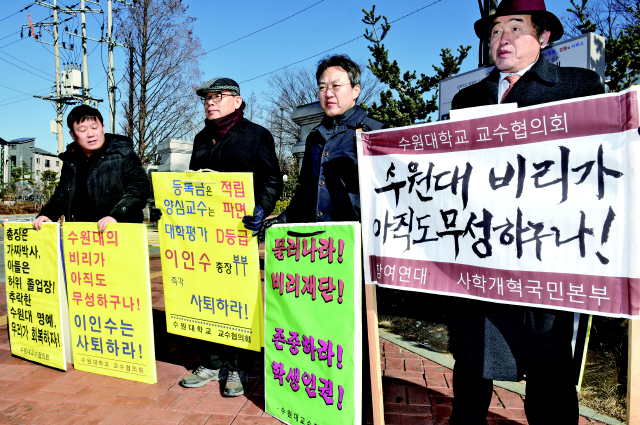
[0,256,612,425]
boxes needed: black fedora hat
[474,0,564,42]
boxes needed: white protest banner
[358,88,640,318]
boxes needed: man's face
[318,66,361,117]
[490,14,550,73]
[70,118,105,156]
[203,90,243,120]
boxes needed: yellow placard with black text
[4,222,67,370]
[63,222,156,384]
[152,171,262,352]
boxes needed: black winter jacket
[283,106,383,223]
[448,57,605,382]
[452,56,603,109]
[39,134,150,223]
[189,117,283,215]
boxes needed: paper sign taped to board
[63,222,156,384]
[264,223,362,425]
[152,171,262,351]
[5,222,67,370]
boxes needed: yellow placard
[63,222,156,384]
[4,223,67,370]
[152,171,262,352]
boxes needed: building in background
[2,137,60,186]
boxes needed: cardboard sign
[5,223,67,370]
[152,171,262,351]
[264,223,362,425]
[359,88,640,318]
[63,223,156,384]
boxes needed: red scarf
[204,104,244,145]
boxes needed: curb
[378,329,624,425]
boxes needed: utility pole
[27,0,77,153]
[81,0,89,103]
[107,0,116,131]
[27,0,128,150]
[65,0,129,129]
[28,0,102,153]
[53,0,64,153]
[478,0,498,67]
[64,0,102,105]
[107,0,131,134]
[278,107,285,164]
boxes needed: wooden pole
[365,284,384,425]
[628,319,639,425]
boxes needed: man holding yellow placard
[177,77,282,396]
[33,104,149,231]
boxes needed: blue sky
[0,0,575,156]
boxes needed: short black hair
[66,104,104,130]
[530,13,550,38]
[316,54,361,87]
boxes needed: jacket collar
[316,105,368,132]
[59,133,132,162]
[229,117,249,133]
[485,56,557,102]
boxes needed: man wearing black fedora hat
[450,1,603,424]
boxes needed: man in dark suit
[449,1,604,424]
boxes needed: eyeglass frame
[200,92,237,104]
[317,82,353,95]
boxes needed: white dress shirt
[498,62,535,103]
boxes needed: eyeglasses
[318,83,351,95]
[201,93,235,104]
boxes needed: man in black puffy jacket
[33,105,149,231]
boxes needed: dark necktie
[501,74,520,103]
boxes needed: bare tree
[263,63,383,162]
[116,0,203,163]
[245,90,263,124]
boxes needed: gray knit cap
[196,77,241,97]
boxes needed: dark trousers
[448,301,580,425]
[449,361,579,425]
[198,341,252,372]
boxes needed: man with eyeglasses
[179,77,282,396]
[256,55,382,232]
[448,0,603,424]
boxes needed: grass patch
[0,202,42,215]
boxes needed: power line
[0,50,51,79]
[0,0,27,14]
[199,0,325,57]
[0,96,39,107]
[0,83,52,96]
[0,85,51,102]
[240,34,363,83]
[387,1,443,23]
[240,0,443,84]
[0,31,20,41]
[0,2,33,23]
[0,56,50,81]
[0,36,24,49]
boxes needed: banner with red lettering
[358,88,640,318]
[152,171,262,351]
[264,223,362,425]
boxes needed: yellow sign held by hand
[152,171,262,352]
[63,222,156,384]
